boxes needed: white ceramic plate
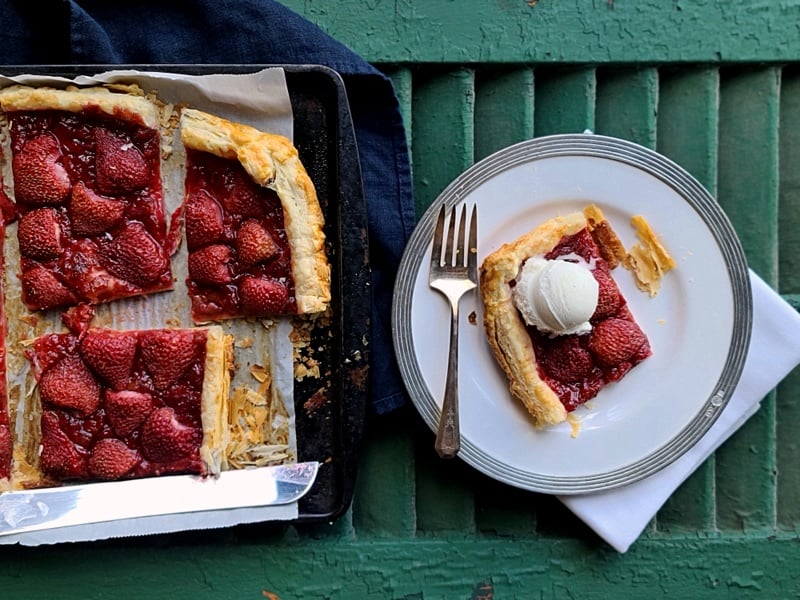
[392,134,752,494]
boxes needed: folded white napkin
[559,270,800,552]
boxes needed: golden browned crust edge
[584,204,627,269]
[625,215,677,297]
[479,212,587,427]
[0,84,159,129]
[199,325,235,475]
[179,108,331,315]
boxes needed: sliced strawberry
[140,406,197,463]
[222,170,266,219]
[542,337,595,383]
[17,207,62,260]
[39,355,102,416]
[238,276,291,315]
[185,191,224,251]
[139,329,197,390]
[94,128,150,195]
[88,438,141,480]
[102,221,169,287]
[0,424,12,479]
[40,411,87,480]
[20,264,77,310]
[79,330,138,390]
[105,390,154,437]
[236,219,279,267]
[588,317,648,367]
[69,182,127,236]
[12,134,72,205]
[61,303,97,339]
[592,267,623,319]
[0,187,17,225]
[188,244,233,285]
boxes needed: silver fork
[429,203,478,459]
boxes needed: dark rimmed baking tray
[0,64,370,523]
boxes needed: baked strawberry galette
[480,209,655,428]
[0,85,173,311]
[180,108,330,322]
[24,324,232,483]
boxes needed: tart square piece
[0,85,174,311]
[180,108,330,322]
[25,325,233,483]
[480,211,652,428]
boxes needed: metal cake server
[0,461,319,536]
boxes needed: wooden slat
[410,67,477,534]
[284,1,800,65]
[352,409,417,537]
[714,67,781,532]
[472,66,538,535]
[410,67,475,215]
[776,68,800,530]
[595,67,658,148]
[533,67,596,137]
[779,68,800,293]
[342,68,418,538]
[5,534,800,597]
[473,67,535,161]
[653,67,720,532]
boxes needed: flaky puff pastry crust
[480,212,588,427]
[180,108,331,315]
[0,84,159,129]
[200,325,235,475]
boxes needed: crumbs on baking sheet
[291,307,332,381]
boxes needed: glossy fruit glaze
[27,326,209,482]
[523,228,651,412]
[183,149,297,321]
[7,108,172,311]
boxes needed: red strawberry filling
[6,110,172,311]
[183,149,296,321]
[27,327,210,482]
[521,228,652,412]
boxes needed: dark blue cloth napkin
[2,0,416,415]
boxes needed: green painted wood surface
[2,2,800,598]
[281,0,800,64]
[653,68,719,533]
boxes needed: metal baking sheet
[0,64,370,523]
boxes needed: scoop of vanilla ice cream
[512,256,599,336]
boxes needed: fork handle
[435,301,461,459]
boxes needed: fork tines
[430,203,477,274]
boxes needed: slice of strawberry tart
[179,108,330,322]
[24,324,233,483]
[480,209,655,428]
[0,85,174,311]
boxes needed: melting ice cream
[512,255,599,336]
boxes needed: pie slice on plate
[179,108,331,322]
[480,210,652,428]
[0,85,173,311]
[19,324,233,485]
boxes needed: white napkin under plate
[559,270,800,553]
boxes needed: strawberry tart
[480,208,656,428]
[0,85,173,311]
[23,324,233,483]
[180,108,330,322]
